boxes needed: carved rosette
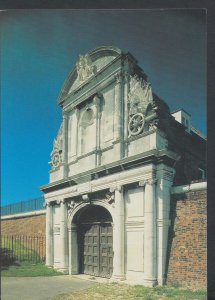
[127,74,153,137]
[76,54,97,83]
[50,123,63,170]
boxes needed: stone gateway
[40,46,206,286]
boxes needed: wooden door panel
[79,222,113,278]
[100,223,113,278]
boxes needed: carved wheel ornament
[52,152,61,168]
[128,113,145,136]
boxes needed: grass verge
[51,282,207,300]
[1,261,63,277]
[1,236,44,262]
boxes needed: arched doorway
[75,205,113,278]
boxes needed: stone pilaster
[62,112,69,177]
[59,199,69,273]
[123,72,129,157]
[68,224,79,275]
[45,202,53,267]
[114,72,124,158]
[93,94,101,166]
[156,166,175,285]
[112,185,125,280]
[143,178,157,286]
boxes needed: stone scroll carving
[105,190,115,205]
[76,54,97,83]
[128,75,153,137]
[50,123,63,170]
[68,200,76,216]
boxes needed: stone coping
[171,181,207,194]
[1,209,46,220]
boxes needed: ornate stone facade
[40,46,206,287]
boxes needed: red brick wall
[167,189,207,289]
[1,213,46,236]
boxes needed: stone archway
[69,203,113,278]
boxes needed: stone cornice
[43,164,156,202]
[40,148,179,194]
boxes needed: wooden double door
[78,222,113,278]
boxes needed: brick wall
[167,189,207,289]
[1,213,46,236]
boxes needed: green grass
[51,283,207,300]
[1,236,63,277]
[131,284,206,299]
[1,236,43,262]
[1,261,63,277]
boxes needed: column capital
[110,184,123,193]
[139,180,146,187]
[56,198,66,205]
[74,107,80,118]
[93,94,101,106]
[44,201,52,208]
[124,72,130,83]
[139,178,157,187]
[146,178,157,186]
[62,112,69,120]
[156,165,175,177]
[115,71,123,84]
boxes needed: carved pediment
[76,54,97,84]
[58,46,122,104]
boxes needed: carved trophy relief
[127,74,153,137]
[76,54,97,83]
[50,123,63,170]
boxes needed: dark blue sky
[1,9,206,205]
